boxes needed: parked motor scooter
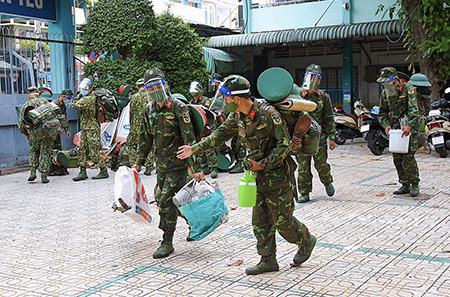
[426,97,450,158]
[360,105,389,155]
[333,101,370,145]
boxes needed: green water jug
[238,170,257,207]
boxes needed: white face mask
[80,89,90,96]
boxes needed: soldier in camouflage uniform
[407,73,432,117]
[208,76,246,174]
[18,88,61,183]
[133,68,203,259]
[378,67,421,196]
[296,64,336,203]
[178,75,316,275]
[126,78,155,175]
[189,81,218,178]
[72,78,109,181]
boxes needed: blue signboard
[0,0,57,22]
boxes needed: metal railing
[0,26,83,95]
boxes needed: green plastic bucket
[238,171,257,207]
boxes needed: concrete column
[48,0,75,94]
[243,0,252,33]
[342,38,353,113]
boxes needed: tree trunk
[402,0,443,99]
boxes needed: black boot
[394,184,410,195]
[245,256,279,275]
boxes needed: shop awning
[207,20,402,48]
[203,47,247,75]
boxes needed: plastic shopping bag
[174,179,228,241]
[111,166,152,223]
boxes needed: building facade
[209,0,409,112]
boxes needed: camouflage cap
[61,89,74,96]
[220,75,251,97]
[135,78,145,86]
[306,64,322,74]
[407,73,431,87]
[210,73,222,81]
[26,86,38,94]
[377,67,397,83]
[144,68,165,83]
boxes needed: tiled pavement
[1,140,449,297]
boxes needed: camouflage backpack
[94,88,119,123]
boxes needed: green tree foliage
[82,0,156,59]
[377,0,450,97]
[84,59,162,91]
[81,2,207,96]
[153,13,208,97]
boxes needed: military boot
[293,234,317,266]
[92,168,109,180]
[298,193,310,203]
[73,169,88,182]
[144,167,153,176]
[229,161,244,174]
[210,169,218,179]
[393,184,410,195]
[41,174,49,184]
[245,256,279,275]
[153,232,174,259]
[325,183,335,197]
[410,184,420,197]
[28,169,37,182]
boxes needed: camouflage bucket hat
[377,67,397,84]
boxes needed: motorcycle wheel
[436,146,448,158]
[367,133,385,156]
[335,130,347,145]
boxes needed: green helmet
[257,67,293,102]
[144,68,165,83]
[306,64,322,75]
[377,67,397,84]
[38,87,53,99]
[407,73,431,87]
[219,75,251,97]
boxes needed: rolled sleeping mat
[55,150,79,168]
[188,104,208,138]
[273,97,317,113]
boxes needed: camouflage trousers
[296,134,333,194]
[78,128,106,169]
[29,134,57,174]
[155,169,187,233]
[253,160,311,257]
[393,134,420,185]
[198,150,218,171]
[126,141,155,169]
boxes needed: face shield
[79,78,93,96]
[302,71,322,90]
[144,78,167,105]
[382,76,398,97]
[208,78,221,94]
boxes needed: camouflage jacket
[379,83,419,132]
[192,99,291,172]
[53,98,70,131]
[300,88,336,141]
[72,94,99,130]
[128,90,150,146]
[137,96,199,173]
[18,97,49,137]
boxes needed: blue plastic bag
[179,189,228,241]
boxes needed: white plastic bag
[111,166,152,223]
[389,129,410,153]
[173,179,216,207]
